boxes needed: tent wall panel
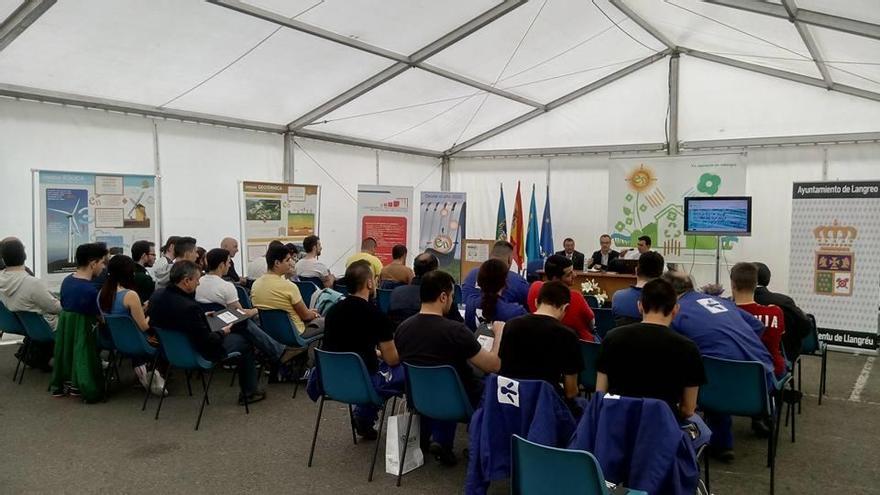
[0,98,155,267]
[155,120,283,270]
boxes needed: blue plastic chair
[397,363,475,486]
[698,356,789,495]
[797,314,827,406]
[14,311,55,385]
[298,276,324,287]
[511,435,646,495]
[379,280,404,291]
[1,300,29,381]
[153,327,243,430]
[235,285,253,309]
[593,308,615,339]
[105,314,160,410]
[258,309,323,398]
[376,289,393,314]
[308,349,393,482]
[294,281,320,309]
[585,295,600,308]
[333,282,349,296]
[578,340,601,394]
[453,284,462,307]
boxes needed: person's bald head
[413,252,439,278]
[220,237,239,257]
[491,240,514,268]
[661,271,695,297]
[361,237,377,254]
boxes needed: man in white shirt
[621,235,653,260]
[197,248,299,365]
[295,235,334,288]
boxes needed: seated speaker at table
[554,237,585,271]
[587,234,619,270]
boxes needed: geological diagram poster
[241,181,320,267]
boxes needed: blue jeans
[240,319,284,361]
[222,332,258,396]
[354,364,405,424]
[705,412,733,450]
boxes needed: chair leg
[348,404,358,445]
[155,367,172,420]
[307,396,325,467]
[797,359,803,415]
[229,365,237,387]
[195,369,215,431]
[369,400,389,482]
[15,339,30,384]
[185,370,193,397]
[12,351,25,383]
[704,449,710,494]
[819,349,828,404]
[199,371,210,406]
[142,355,159,411]
[292,377,300,399]
[396,411,415,487]
[769,410,778,495]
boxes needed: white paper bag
[385,413,423,475]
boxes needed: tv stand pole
[714,236,721,285]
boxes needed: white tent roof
[1,0,878,156]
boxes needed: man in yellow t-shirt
[345,237,383,278]
[252,243,323,337]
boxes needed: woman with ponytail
[464,258,527,330]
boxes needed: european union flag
[540,185,553,258]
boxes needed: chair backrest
[593,308,614,339]
[298,276,324,287]
[376,288,393,314]
[578,340,601,392]
[315,349,381,406]
[512,434,608,495]
[0,300,27,336]
[379,280,404,291]
[154,327,213,370]
[235,285,253,309]
[104,314,156,357]
[453,284,462,306]
[333,282,349,296]
[199,302,227,313]
[15,311,55,343]
[698,355,769,417]
[801,313,820,354]
[585,295,600,308]
[257,309,299,347]
[294,281,319,309]
[404,363,474,422]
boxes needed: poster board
[357,185,413,265]
[607,155,746,261]
[36,170,158,287]
[241,181,320,272]
[788,181,880,351]
[461,239,495,280]
[420,191,466,282]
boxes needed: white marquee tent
[1,0,879,291]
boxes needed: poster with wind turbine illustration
[420,191,467,282]
[39,171,156,279]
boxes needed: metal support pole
[715,236,722,285]
[152,121,164,247]
[440,156,451,191]
[668,52,680,155]
[283,132,295,184]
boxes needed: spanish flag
[510,181,524,270]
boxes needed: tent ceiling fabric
[0,0,877,155]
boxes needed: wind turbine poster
[38,171,157,280]
[420,191,467,282]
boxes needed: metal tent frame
[2,0,879,161]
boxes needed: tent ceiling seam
[781,0,832,88]
[0,0,56,53]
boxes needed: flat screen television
[683,196,752,236]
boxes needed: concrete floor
[0,340,877,494]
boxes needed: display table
[541,270,636,299]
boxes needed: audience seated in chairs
[500,281,584,415]
[130,240,156,303]
[345,237,383,279]
[754,262,812,362]
[196,248,300,367]
[150,235,179,284]
[395,270,503,466]
[611,251,665,327]
[148,260,265,405]
[380,244,414,287]
[388,252,463,328]
[596,278,709,447]
[153,236,197,289]
[246,240,282,283]
[219,237,242,283]
[295,235,334,288]
[0,237,58,371]
[662,271,774,462]
[464,258,527,331]
[252,243,323,338]
[51,242,109,402]
[527,254,595,342]
[97,254,166,396]
[461,240,529,308]
[321,259,402,439]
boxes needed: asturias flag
[540,185,554,258]
[510,181,524,269]
[525,184,540,264]
[496,184,507,241]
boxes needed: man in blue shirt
[611,251,665,327]
[662,271,773,463]
[461,240,529,307]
